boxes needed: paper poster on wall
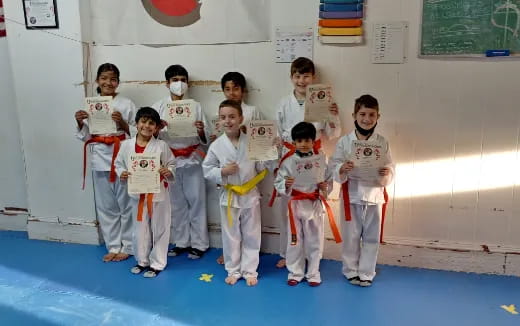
[371,21,408,64]
[275,26,314,63]
[90,0,270,45]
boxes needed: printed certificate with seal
[349,140,387,184]
[85,96,117,135]
[247,120,278,161]
[128,153,161,195]
[165,100,197,138]
[293,155,325,186]
[304,84,333,122]
[210,115,224,138]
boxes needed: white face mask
[169,81,188,96]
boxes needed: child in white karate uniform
[273,57,341,268]
[329,95,394,287]
[203,100,274,286]
[274,122,341,286]
[116,107,176,278]
[152,64,210,259]
[74,63,136,262]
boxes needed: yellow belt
[224,169,268,227]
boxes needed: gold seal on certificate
[128,153,161,195]
[304,84,333,123]
[349,140,387,184]
[293,155,326,186]
[247,120,278,161]
[210,115,224,137]
[165,100,197,138]
[85,96,117,135]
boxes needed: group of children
[75,57,394,288]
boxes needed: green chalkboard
[421,0,520,55]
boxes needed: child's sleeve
[202,144,223,185]
[126,100,137,137]
[161,141,176,181]
[75,121,91,142]
[115,141,128,177]
[197,102,211,145]
[276,101,291,143]
[252,106,263,120]
[378,140,395,186]
[329,137,349,184]
[274,160,291,196]
[323,114,341,139]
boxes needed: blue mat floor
[0,231,518,325]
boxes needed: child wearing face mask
[151,64,210,260]
[329,94,394,287]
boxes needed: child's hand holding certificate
[85,96,117,135]
[304,84,334,123]
[247,120,278,161]
[128,153,161,195]
[165,100,197,138]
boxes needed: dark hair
[291,122,316,141]
[290,57,315,76]
[165,64,189,82]
[135,107,161,125]
[354,94,379,113]
[221,72,246,91]
[96,63,120,94]
[218,99,243,116]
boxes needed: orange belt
[171,144,206,158]
[268,140,322,207]
[82,134,126,189]
[341,181,389,243]
[288,189,342,246]
[137,193,154,222]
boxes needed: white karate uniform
[76,94,136,254]
[203,133,273,279]
[115,137,176,270]
[274,151,332,283]
[275,92,341,258]
[153,96,210,251]
[329,131,394,281]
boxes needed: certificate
[128,153,161,195]
[166,100,197,138]
[23,0,59,29]
[304,84,333,122]
[85,96,117,135]
[349,140,387,184]
[293,155,325,186]
[210,115,224,137]
[247,120,278,161]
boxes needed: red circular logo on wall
[142,0,201,27]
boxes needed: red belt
[288,189,342,245]
[171,144,206,158]
[341,181,389,243]
[82,134,126,189]
[268,140,322,207]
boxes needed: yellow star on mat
[199,274,214,282]
[501,304,519,315]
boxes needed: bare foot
[276,258,286,268]
[103,252,117,262]
[216,255,224,265]
[246,277,258,286]
[225,276,239,285]
[112,253,130,262]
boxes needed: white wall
[4,0,95,222]
[0,37,27,210]
[89,0,520,252]
[4,0,520,256]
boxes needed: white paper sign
[128,153,161,195]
